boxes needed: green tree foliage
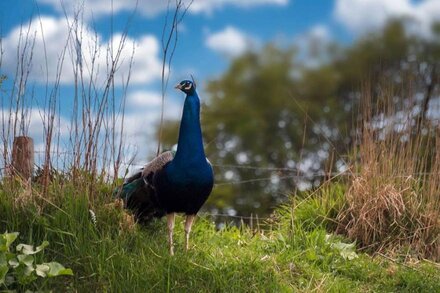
[159,20,440,217]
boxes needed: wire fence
[3,149,439,183]
[3,149,439,223]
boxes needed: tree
[158,19,440,217]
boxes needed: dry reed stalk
[337,85,440,261]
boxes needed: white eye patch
[184,83,192,90]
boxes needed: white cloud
[1,16,162,86]
[334,0,411,33]
[0,107,73,170]
[334,0,440,37]
[127,91,162,108]
[126,35,163,85]
[307,25,331,42]
[122,90,182,161]
[205,26,253,57]
[125,90,182,118]
[38,0,288,18]
[0,93,181,171]
[294,24,332,68]
[411,0,440,37]
[190,0,288,15]
[0,108,70,145]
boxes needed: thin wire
[215,174,304,187]
[5,152,439,224]
[212,163,300,172]
[22,151,440,179]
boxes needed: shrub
[337,89,440,261]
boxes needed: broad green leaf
[17,254,34,267]
[16,241,48,255]
[340,249,358,260]
[44,262,73,277]
[5,251,16,262]
[5,232,19,246]
[16,265,37,285]
[331,241,358,260]
[8,258,19,268]
[0,253,6,266]
[0,232,19,252]
[36,241,49,252]
[0,265,8,285]
[24,265,34,276]
[35,264,50,277]
[332,241,355,251]
[16,244,34,255]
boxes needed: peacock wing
[116,151,174,223]
[141,151,174,179]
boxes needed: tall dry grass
[0,1,192,202]
[0,10,133,197]
[337,85,440,261]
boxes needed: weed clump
[337,90,440,261]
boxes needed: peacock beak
[174,84,183,90]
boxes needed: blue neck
[173,92,205,166]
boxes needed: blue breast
[154,91,214,214]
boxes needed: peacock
[116,79,214,255]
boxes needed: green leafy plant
[0,231,73,289]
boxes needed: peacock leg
[184,214,196,251]
[167,213,175,255]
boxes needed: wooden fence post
[12,136,34,180]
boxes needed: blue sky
[1,0,439,165]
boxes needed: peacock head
[175,79,196,95]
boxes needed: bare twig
[157,0,194,156]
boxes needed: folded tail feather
[113,152,174,223]
[115,171,165,223]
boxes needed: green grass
[0,183,439,292]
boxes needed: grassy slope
[0,184,439,292]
